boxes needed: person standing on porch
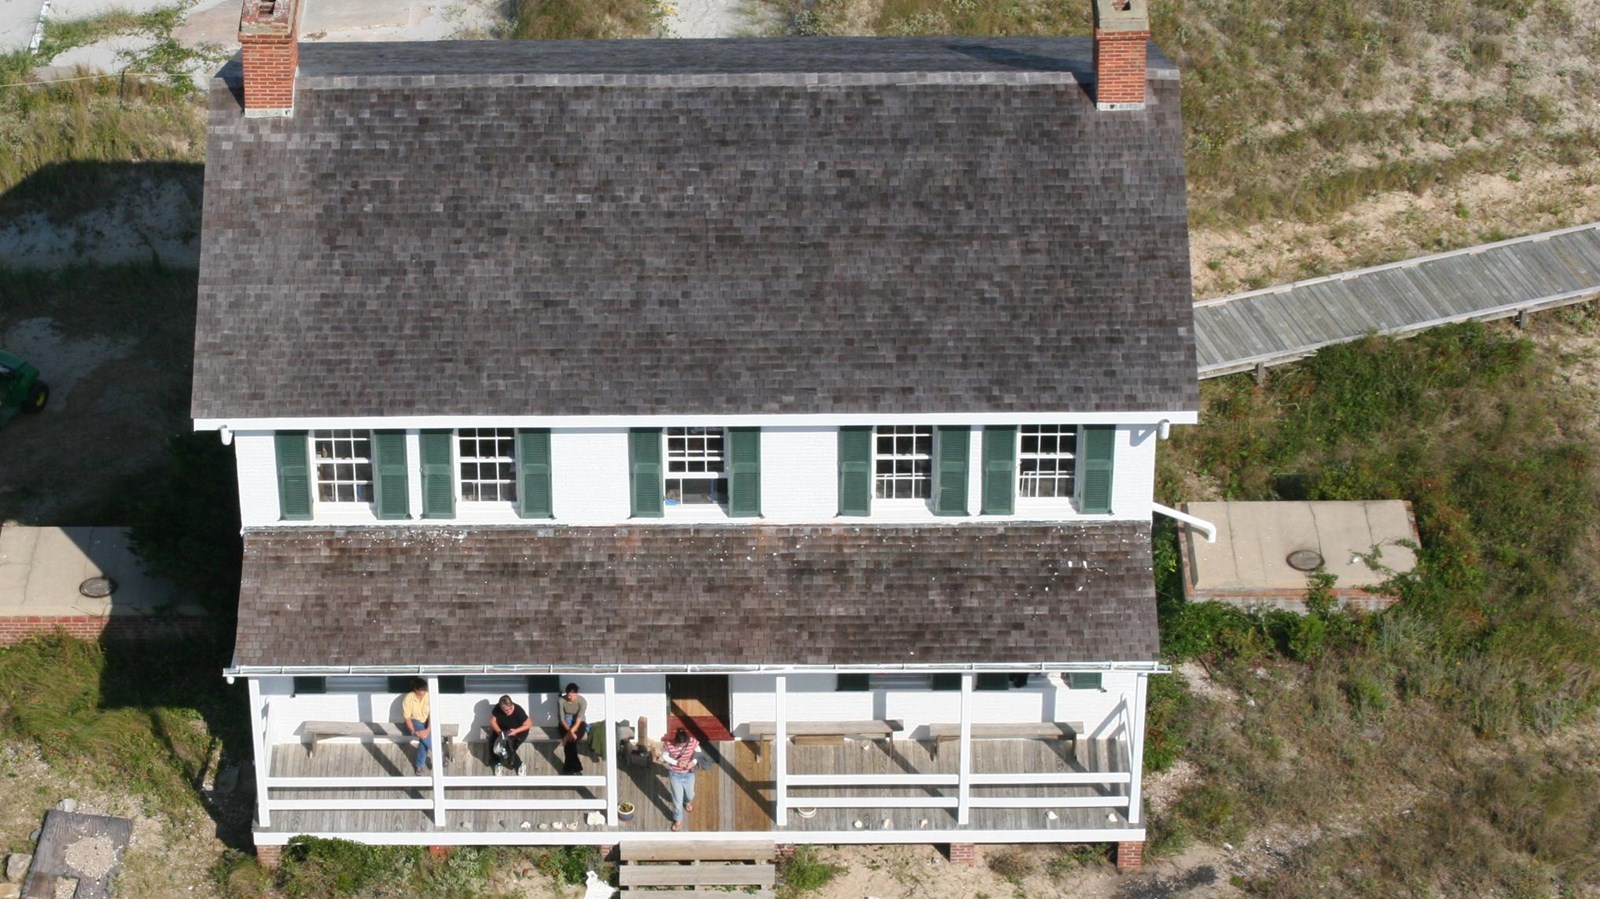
[490,694,532,776]
[660,727,699,831]
[557,682,588,775]
[402,678,432,776]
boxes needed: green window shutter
[372,431,410,520]
[1079,425,1116,514]
[981,426,1017,515]
[933,426,970,516]
[274,432,312,521]
[837,427,872,516]
[931,673,962,691]
[386,675,412,693]
[438,676,467,695]
[727,428,762,518]
[292,676,326,695]
[975,673,1012,691]
[527,675,561,694]
[420,430,455,519]
[629,429,664,518]
[517,429,553,519]
[836,674,870,692]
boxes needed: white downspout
[1152,503,1218,543]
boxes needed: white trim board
[196,411,1199,433]
[226,662,1170,678]
[251,827,1148,847]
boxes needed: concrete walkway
[0,524,197,619]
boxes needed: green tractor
[0,350,48,426]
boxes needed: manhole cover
[78,577,117,598]
[1286,550,1324,572]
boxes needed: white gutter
[1153,502,1217,542]
[223,661,1172,678]
[194,410,1199,432]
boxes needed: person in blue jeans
[660,727,699,831]
[402,678,432,775]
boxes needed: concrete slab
[0,523,195,617]
[1181,500,1419,611]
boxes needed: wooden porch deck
[258,736,1132,838]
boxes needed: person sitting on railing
[557,683,589,775]
[490,694,532,776]
[402,678,432,776]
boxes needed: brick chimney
[238,0,302,117]
[1092,0,1149,111]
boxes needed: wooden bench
[621,840,775,863]
[302,721,460,760]
[746,720,902,745]
[619,840,776,896]
[927,721,1083,743]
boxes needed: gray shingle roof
[232,523,1159,668]
[195,37,1197,420]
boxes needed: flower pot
[617,802,636,823]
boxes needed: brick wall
[946,843,978,865]
[256,845,282,868]
[0,615,208,646]
[1115,840,1143,872]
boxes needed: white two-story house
[196,0,1197,872]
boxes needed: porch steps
[618,839,776,897]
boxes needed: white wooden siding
[235,425,1157,527]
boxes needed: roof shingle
[232,523,1159,668]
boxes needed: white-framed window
[1018,425,1077,499]
[666,427,727,506]
[458,428,517,502]
[312,430,373,503]
[874,425,932,499]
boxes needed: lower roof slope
[194,36,1197,421]
[232,523,1158,669]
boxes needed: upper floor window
[1018,425,1077,498]
[458,428,518,502]
[875,425,932,500]
[665,427,727,506]
[313,430,373,503]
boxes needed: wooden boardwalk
[1194,222,1600,378]
[258,737,1131,839]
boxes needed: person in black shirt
[489,695,532,775]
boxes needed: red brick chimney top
[238,0,301,117]
[1092,0,1150,111]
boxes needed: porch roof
[233,523,1158,668]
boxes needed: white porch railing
[771,673,1144,827]
[252,676,620,828]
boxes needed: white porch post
[604,676,618,826]
[1128,672,1149,825]
[427,675,446,826]
[774,675,788,826]
[247,678,271,827]
[957,672,972,826]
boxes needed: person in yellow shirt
[402,678,432,775]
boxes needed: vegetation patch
[778,845,845,896]
[1150,321,1600,893]
[509,0,672,39]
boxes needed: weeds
[1152,323,1600,890]
[985,846,1034,883]
[509,0,670,39]
[534,844,603,885]
[778,845,845,896]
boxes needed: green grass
[1149,321,1600,893]
[778,845,846,896]
[0,633,240,819]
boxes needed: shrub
[279,837,421,898]
[778,845,844,895]
[212,850,272,899]
[535,845,600,886]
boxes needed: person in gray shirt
[557,682,588,775]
